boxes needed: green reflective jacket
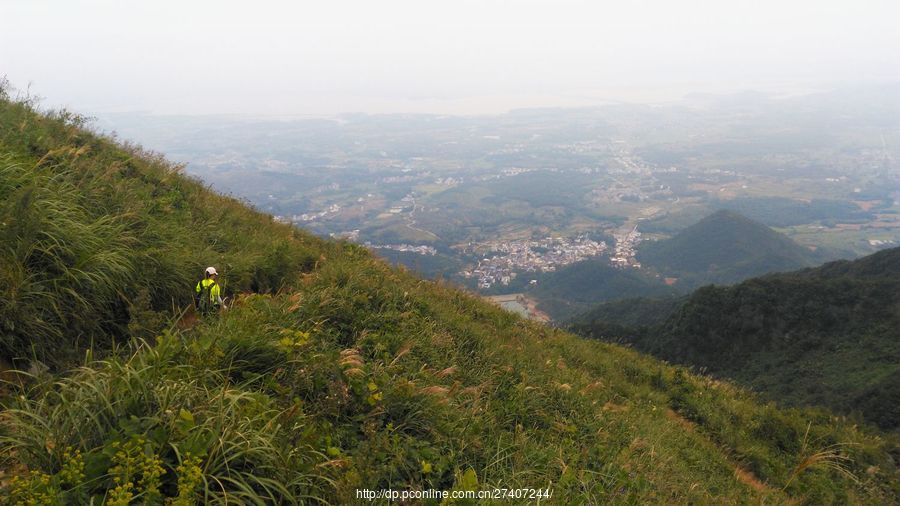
[195,278,222,305]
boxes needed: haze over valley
[96,85,900,319]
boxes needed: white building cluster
[274,204,341,224]
[461,235,608,289]
[611,226,641,268]
[367,243,438,256]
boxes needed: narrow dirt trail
[665,408,777,496]
[176,309,200,330]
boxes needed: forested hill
[572,295,687,328]
[0,91,896,504]
[637,209,823,288]
[530,259,679,320]
[539,210,823,321]
[574,247,900,431]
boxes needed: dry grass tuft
[783,423,858,490]
[435,366,457,378]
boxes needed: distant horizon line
[9,77,899,121]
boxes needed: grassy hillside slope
[637,210,821,288]
[574,248,900,431]
[0,92,897,504]
[0,91,324,365]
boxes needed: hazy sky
[2,0,898,115]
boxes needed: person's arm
[212,283,223,305]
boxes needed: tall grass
[0,334,330,504]
[783,423,858,490]
[0,160,135,362]
[0,92,323,365]
[2,231,896,504]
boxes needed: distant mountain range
[573,246,900,430]
[637,209,826,288]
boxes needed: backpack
[197,279,216,314]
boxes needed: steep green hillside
[637,210,821,288]
[0,94,325,365]
[574,248,900,431]
[530,259,678,320]
[1,93,897,504]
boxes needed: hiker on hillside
[195,266,224,315]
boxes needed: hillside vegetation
[0,91,324,365]
[574,247,900,431]
[637,210,822,288]
[0,91,897,504]
[530,259,678,321]
[571,296,687,329]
